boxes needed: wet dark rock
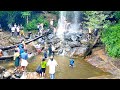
[68,41,81,48]
[48,34,54,40]
[0,66,6,74]
[80,39,89,45]
[3,71,11,79]
[74,47,88,56]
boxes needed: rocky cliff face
[46,31,90,57]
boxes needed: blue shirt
[44,51,47,58]
[48,46,52,52]
[70,59,74,65]
[19,47,24,55]
[18,44,23,49]
[21,52,28,60]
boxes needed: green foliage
[0,11,24,30]
[25,19,37,30]
[48,11,59,15]
[0,11,58,31]
[21,11,31,17]
[21,11,31,24]
[113,11,120,20]
[25,15,49,31]
[83,11,111,31]
[37,15,49,28]
[101,23,120,58]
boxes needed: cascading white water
[57,11,80,39]
[69,11,80,33]
[56,11,80,56]
[56,11,67,41]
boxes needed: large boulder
[80,39,89,45]
[0,66,5,74]
[2,68,14,79]
[74,46,88,56]
[20,72,40,79]
[68,41,81,48]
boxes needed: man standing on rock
[47,56,58,79]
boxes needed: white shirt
[50,20,53,26]
[16,27,20,32]
[0,49,2,52]
[47,59,58,74]
[11,27,15,32]
[52,45,55,51]
[37,25,40,29]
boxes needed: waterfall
[56,11,80,56]
[56,11,67,41]
[57,11,80,40]
[69,11,80,33]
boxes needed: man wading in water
[47,56,58,79]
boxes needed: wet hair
[21,45,24,48]
[24,49,27,52]
[15,50,18,52]
[50,56,53,61]
[42,58,46,61]
[50,58,53,61]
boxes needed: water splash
[57,11,80,39]
[69,11,80,33]
[56,11,67,41]
[56,11,80,56]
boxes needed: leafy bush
[25,19,37,30]
[101,23,120,58]
[113,11,120,20]
[36,15,49,29]
[25,15,49,31]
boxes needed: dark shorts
[17,32,19,35]
[41,68,46,73]
[70,64,74,66]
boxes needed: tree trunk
[83,34,100,58]
[26,16,28,24]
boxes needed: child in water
[69,57,74,68]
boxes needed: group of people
[35,41,59,79]
[37,53,75,79]
[9,23,24,37]
[35,41,75,79]
[1,18,76,79]
[13,39,28,72]
[35,45,58,79]
[37,55,58,79]
[37,19,57,36]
